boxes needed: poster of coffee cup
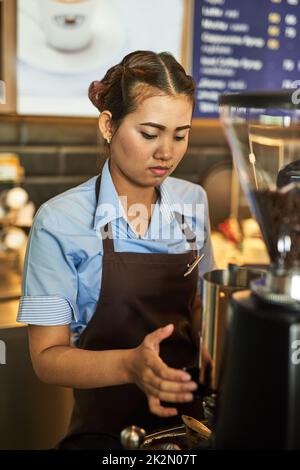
[17,0,184,117]
[38,0,97,52]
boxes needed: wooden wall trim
[0,114,98,125]
[1,0,16,114]
[181,0,193,74]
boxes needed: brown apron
[68,175,203,437]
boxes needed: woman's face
[108,93,193,189]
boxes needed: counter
[0,264,22,328]
[0,269,73,450]
[0,298,21,329]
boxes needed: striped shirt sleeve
[17,296,78,325]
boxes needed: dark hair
[88,50,195,130]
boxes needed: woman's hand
[128,324,198,417]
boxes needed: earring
[106,135,111,144]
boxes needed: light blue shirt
[17,159,215,339]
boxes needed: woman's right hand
[128,324,198,417]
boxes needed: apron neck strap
[174,212,198,254]
[95,173,101,204]
[95,173,114,253]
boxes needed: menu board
[191,0,300,118]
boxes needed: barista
[17,50,215,443]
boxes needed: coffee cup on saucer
[38,0,97,52]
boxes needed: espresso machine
[214,90,300,449]
[118,91,300,451]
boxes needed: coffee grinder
[215,91,300,449]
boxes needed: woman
[17,50,215,447]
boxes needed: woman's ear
[98,110,113,142]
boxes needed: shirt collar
[159,177,190,225]
[93,159,190,231]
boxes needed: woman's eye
[141,132,186,141]
[141,132,157,140]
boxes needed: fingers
[144,372,197,403]
[146,384,195,404]
[147,375,197,396]
[147,395,178,418]
[147,354,192,383]
[141,359,197,403]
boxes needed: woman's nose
[154,139,173,161]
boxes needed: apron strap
[95,173,101,204]
[174,212,198,256]
[95,173,115,253]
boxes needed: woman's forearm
[34,345,135,389]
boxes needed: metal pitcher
[200,265,265,392]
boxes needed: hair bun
[88,80,105,111]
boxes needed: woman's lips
[149,166,170,176]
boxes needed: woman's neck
[109,160,158,236]
[109,161,158,212]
